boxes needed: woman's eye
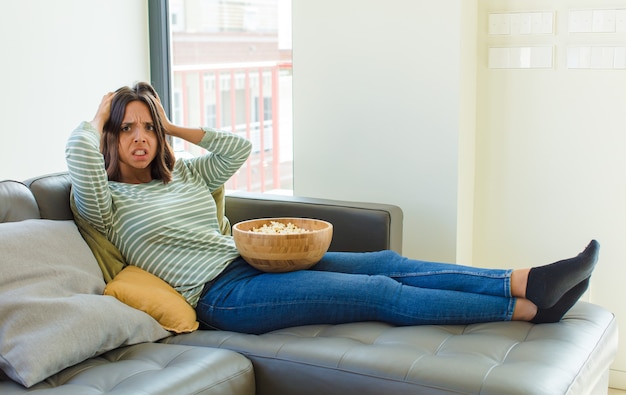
[146,124,155,131]
[121,126,131,132]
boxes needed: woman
[66,82,599,334]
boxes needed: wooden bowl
[232,217,333,273]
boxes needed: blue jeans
[196,250,515,334]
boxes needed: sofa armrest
[225,191,403,254]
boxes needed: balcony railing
[172,61,292,193]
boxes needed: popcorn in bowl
[251,221,310,234]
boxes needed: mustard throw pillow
[104,265,199,333]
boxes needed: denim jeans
[196,250,515,334]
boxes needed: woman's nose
[133,130,147,142]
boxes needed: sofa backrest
[24,173,73,220]
[0,173,72,224]
[1,172,403,253]
[0,180,41,223]
[224,191,403,253]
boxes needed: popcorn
[251,221,310,234]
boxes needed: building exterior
[168,0,293,192]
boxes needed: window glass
[168,0,293,194]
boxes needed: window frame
[148,0,172,119]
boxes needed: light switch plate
[569,10,594,32]
[489,11,554,35]
[489,46,553,69]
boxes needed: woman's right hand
[90,92,115,134]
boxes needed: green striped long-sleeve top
[66,121,253,307]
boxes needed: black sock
[531,277,590,324]
[526,240,599,309]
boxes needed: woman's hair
[101,82,176,184]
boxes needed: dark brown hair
[101,82,176,184]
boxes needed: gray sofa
[0,172,619,395]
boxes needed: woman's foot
[526,240,599,309]
[531,278,590,324]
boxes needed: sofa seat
[0,343,255,395]
[165,302,617,395]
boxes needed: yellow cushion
[104,266,199,333]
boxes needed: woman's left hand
[152,92,175,134]
[152,93,205,144]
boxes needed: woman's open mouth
[132,149,148,160]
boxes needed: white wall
[292,0,474,263]
[475,0,626,388]
[0,0,150,181]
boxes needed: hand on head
[151,90,174,134]
[90,92,115,134]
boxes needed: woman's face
[117,100,159,183]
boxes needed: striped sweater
[66,121,252,306]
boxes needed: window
[149,0,293,194]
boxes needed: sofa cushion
[104,265,199,333]
[0,219,170,388]
[0,343,255,395]
[166,302,618,395]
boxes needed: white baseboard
[610,369,626,390]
